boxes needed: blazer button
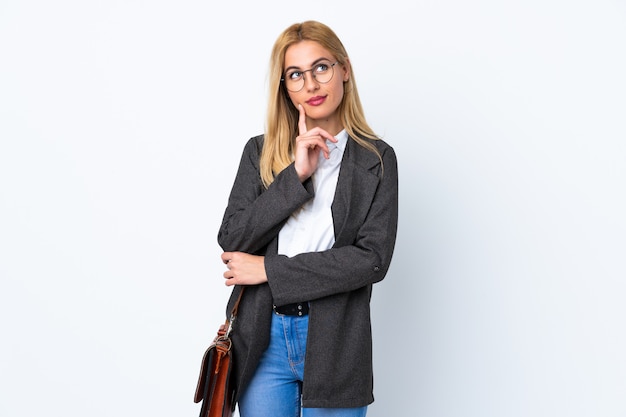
[373,266,380,272]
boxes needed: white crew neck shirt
[277,129,348,257]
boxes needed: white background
[1,1,625,416]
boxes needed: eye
[287,71,302,80]
[314,63,330,73]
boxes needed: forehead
[284,40,333,69]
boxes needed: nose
[303,71,319,91]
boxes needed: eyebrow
[284,57,333,73]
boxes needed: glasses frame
[281,60,339,92]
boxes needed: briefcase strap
[224,287,245,338]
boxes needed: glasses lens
[315,62,334,83]
[285,77,304,92]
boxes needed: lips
[306,96,327,106]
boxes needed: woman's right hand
[293,104,338,182]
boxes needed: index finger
[221,252,233,264]
[297,104,307,135]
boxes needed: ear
[342,58,351,82]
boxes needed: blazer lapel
[332,138,382,247]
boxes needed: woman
[218,20,398,417]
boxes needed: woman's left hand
[221,252,267,286]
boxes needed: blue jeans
[238,312,367,417]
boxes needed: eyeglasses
[281,60,339,92]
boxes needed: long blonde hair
[260,20,380,188]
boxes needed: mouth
[305,96,327,106]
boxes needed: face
[283,40,350,135]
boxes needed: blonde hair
[260,20,380,188]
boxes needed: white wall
[1,1,624,416]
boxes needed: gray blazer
[218,134,398,408]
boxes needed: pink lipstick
[306,96,327,106]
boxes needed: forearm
[265,242,394,306]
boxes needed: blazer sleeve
[265,144,399,306]
[217,136,315,254]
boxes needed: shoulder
[347,136,397,171]
[237,134,265,163]
[243,134,265,154]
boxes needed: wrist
[294,164,310,182]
